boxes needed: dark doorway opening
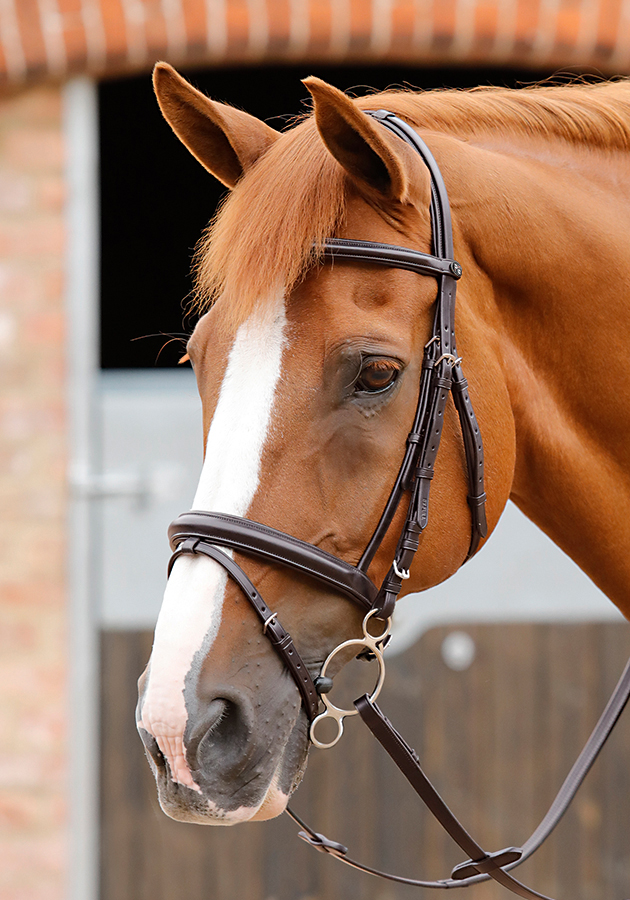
[99,63,550,369]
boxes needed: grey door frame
[64,76,101,900]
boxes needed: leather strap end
[467,492,488,538]
[409,478,431,531]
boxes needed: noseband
[166,112,630,899]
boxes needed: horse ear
[153,62,280,188]
[303,77,411,202]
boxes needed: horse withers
[137,63,630,827]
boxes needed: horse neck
[443,132,630,616]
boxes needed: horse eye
[355,360,400,394]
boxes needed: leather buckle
[451,847,522,880]
[297,831,348,856]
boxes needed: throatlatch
[166,111,630,900]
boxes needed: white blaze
[140,301,287,792]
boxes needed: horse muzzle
[137,670,308,823]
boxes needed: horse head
[137,63,516,824]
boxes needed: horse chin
[248,782,291,821]
[153,769,293,825]
[149,723,309,826]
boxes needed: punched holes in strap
[451,366,488,555]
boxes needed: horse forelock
[193,78,630,334]
[193,116,347,334]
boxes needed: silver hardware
[424,335,440,349]
[310,610,392,750]
[434,353,462,367]
[393,559,410,580]
[262,612,278,634]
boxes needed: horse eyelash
[364,358,402,372]
[349,356,402,393]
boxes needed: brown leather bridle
[166,111,630,899]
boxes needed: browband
[322,237,462,279]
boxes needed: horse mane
[194,78,630,331]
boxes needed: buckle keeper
[298,831,348,856]
[451,847,522,880]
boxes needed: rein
[166,111,630,899]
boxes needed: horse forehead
[191,305,290,431]
[286,265,433,356]
[192,257,428,430]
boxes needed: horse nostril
[197,698,237,751]
[204,698,230,733]
[194,696,251,775]
[137,726,166,769]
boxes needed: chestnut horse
[137,63,630,827]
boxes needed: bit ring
[310,610,392,749]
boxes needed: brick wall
[0,85,67,900]
[1,0,629,86]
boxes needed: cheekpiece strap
[356,109,487,583]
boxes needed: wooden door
[100,622,630,900]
